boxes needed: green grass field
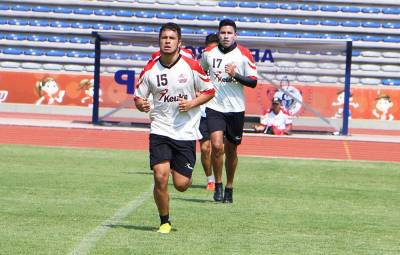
[1,144,399,255]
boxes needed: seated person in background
[254,98,293,135]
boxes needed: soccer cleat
[206,181,215,191]
[223,188,233,203]
[157,222,172,234]
[213,183,223,202]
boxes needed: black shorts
[205,107,245,145]
[199,117,210,142]
[149,134,196,178]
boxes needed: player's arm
[134,70,151,113]
[225,64,257,88]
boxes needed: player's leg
[150,134,173,233]
[199,116,214,191]
[223,111,245,203]
[206,108,226,201]
[200,139,214,191]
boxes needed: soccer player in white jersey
[134,22,215,234]
[200,19,258,203]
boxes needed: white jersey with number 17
[135,55,214,141]
[200,44,257,113]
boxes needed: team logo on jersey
[158,88,188,102]
[178,73,188,84]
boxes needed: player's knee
[173,181,190,192]
[201,142,211,155]
[153,171,169,187]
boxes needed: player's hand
[225,63,236,77]
[178,97,192,112]
[138,98,150,113]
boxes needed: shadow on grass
[190,184,206,190]
[106,224,177,232]
[173,197,213,203]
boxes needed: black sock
[225,187,233,194]
[215,182,223,189]
[160,214,170,225]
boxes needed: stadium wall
[0,70,399,121]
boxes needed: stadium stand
[0,0,400,86]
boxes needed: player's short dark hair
[218,19,237,32]
[205,33,219,46]
[159,22,181,40]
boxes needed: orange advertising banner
[0,70,399,120]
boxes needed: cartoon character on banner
[372,94,394,121]
[79,78,102,108]
[273,76,303,116]
[35,77,65,105]
[0,90,8,103]
[331,90,359,119]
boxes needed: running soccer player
[134,22,215,234]
[200,19,258,203]
[199,33,219,191]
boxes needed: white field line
[69,185,153,255]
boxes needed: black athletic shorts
[199,117,210,142]
[149,134,196,178]
[205,107,245,145]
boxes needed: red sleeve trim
[150,51,160,60]
[237,44,256,64]
[182,56,208,77]
[200,88,215,95]
[181,48,195,59]
[136,59,157,88]
[203,44,218,53]
[248,75,257,80]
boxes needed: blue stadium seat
[0,4,10,10]
[8,19,29,26]
[321,33,341,39]
[112,24,132,31]
[361,7,380,13]
[71,22,92,29]
[115,10,134,17]
[320,5,339,12]
[93,23,112,30]
[299,4,319,11]
[320,20,339,26]
[219,15,239,21]
[73,8,94,15]
[280,3,298,10]
[6,34,27,41]
[30,20,50,27]
[110,53,130,60]
[94,9,114,16]
[382,22,400,29]
[362,21,381,28]
[239,16,257,23]
[238,2,258,8]
[135,11,156,18]
[258,17,278,23]
[24,49,45,56]
[300,33,320,39]
[259,3,278,9]
[362,35,383,42]
[279,18,299,24]
[27,35,47,42]
[131,54,149,61]
[50,21,71,28]
[32,6,52,12]
[259,31,278,37]
[382,8,400,14]
[382,79,400,86]
[3,48,23,55]
[343,34,361,41]
[177,13,196,20]
[198,14,217,21]
[67,51,89,58]
[48,36,67,43]
[341,6,360,13]
[46,50,66,57]
[300,19,319,25]
[53,7,73,14]
[134,26,154,32]
[352,50,360,57]
[238,30,257,36]
[0,33,4,39]
[70,37,91,44]
[383,36,400,43]
[218,1,238,8]
[11,5,32,11]
[156,12,176,19]
[181,27,196,34]
[279,32,299,38]
[341,20,360,27]
[197,28,214,35]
